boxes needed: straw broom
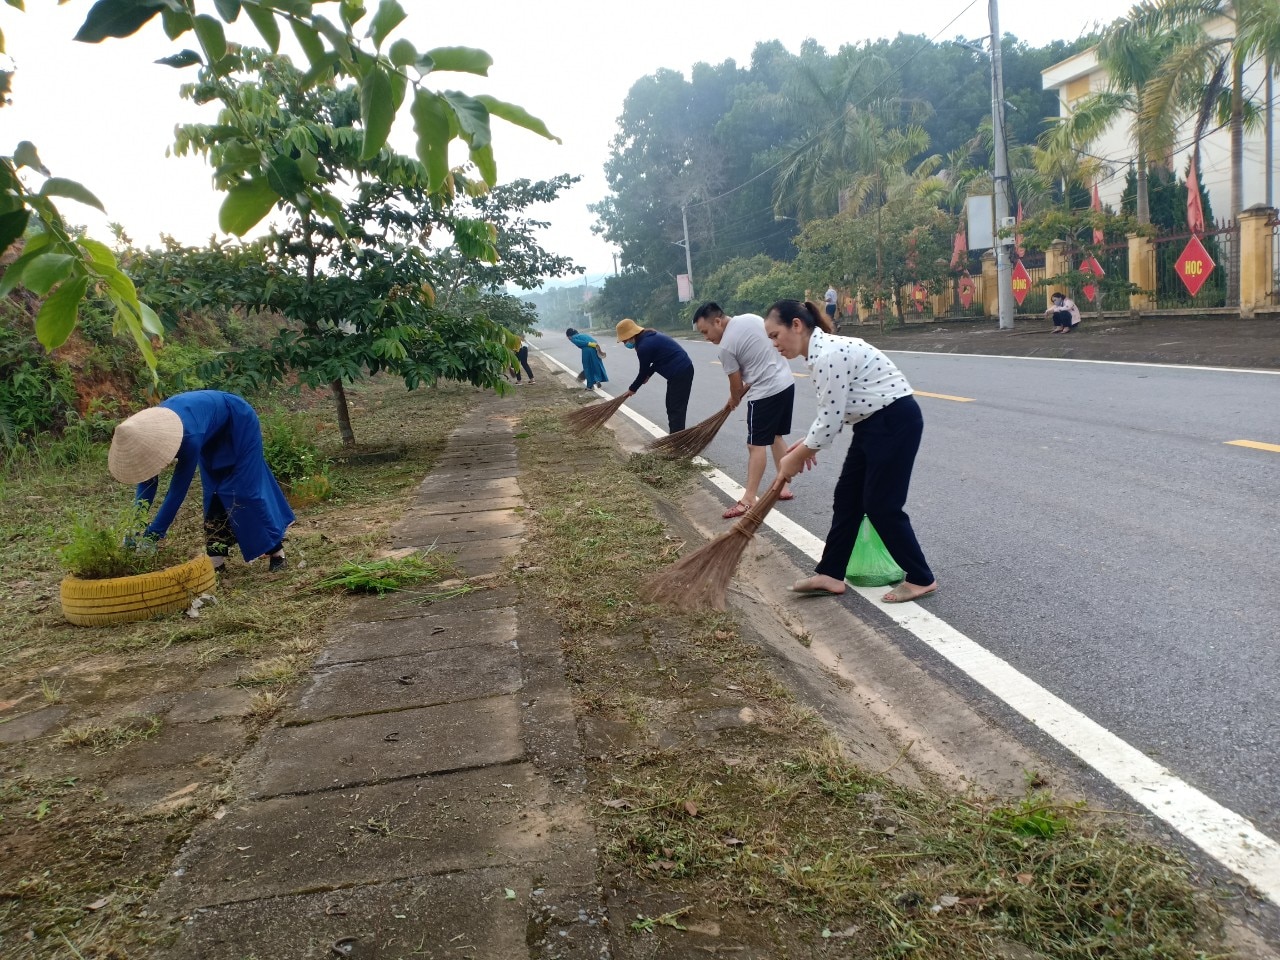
[644,479,786,611]
[565,392,629,435]
[645,401,733,459]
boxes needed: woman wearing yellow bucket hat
[615,318,695,432]
[109,390,294,574]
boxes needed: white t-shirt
[824,287,837,306]
[719,313,794,402]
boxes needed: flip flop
[722,501,751,519]
[789,585,845,597]
[881,582,937,603]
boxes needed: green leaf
[242,2,280,51]
[291,20,325,68]
[358,66,395,162]
[440,91,491,150]
[13,141,48,175]
[39,177,106,212]
[266,154,305,198]
[139,301,164,336]
[219,177,278,235]
[74,0,165,42]
[422,46,492,76]
[0,26,6,54]
[367,0,405,49]
[339,0,365,29]
[411,90,451,193]
[192,15,227,62]
[213,0,241,21]
[475,95,560,143]
[3,1,23,12]
[156,49,201,68]
[264,0,312,15]
[0,233,52,297]
[79,237,118,267]
[35,276,89,351]
[22,253,76,296]
[296,151,320,183]
[387,37,416,67]
[160,6,193,39]
[0,209,29,254]
[470,143,497,185]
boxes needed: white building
[1042,22,1276,221]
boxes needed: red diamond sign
[1175,235,1216,297]
[1011,260,1031,306]
[958,273,975,309]
[1080,256,1105,303]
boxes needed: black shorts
[746,384,794,446]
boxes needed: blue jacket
[137,390,295,561]
[628,330,693,394]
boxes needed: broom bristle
[565,393,628,435]
[645,403,733,459]
[644,481,786,611]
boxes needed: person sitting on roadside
[693,302,796,518]
[1045,292,1081,334]
[615,318,696,433]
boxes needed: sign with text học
[1175,236,1216,297]
[1011,260,1031,306]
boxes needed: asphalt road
[532,330,1280,840]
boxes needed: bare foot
[881,581,937,603]
[789,574,846,596]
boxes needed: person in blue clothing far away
[565,327,608,389]
[615,318,695,433]
[108,390,295,573]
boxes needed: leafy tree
[0,0,555,368]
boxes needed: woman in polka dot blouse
[764,299,936,603]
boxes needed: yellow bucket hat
[615,318,645,342]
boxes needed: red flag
[1015,202,1025,258]
[1187,154,1205,236]
[950,224,968,269]
[1091,183,1104,245]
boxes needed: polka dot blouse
[802,329,913,451]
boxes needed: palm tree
[1113,0,1280,218]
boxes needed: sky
[2,0,1131,287]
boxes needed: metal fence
[1150,219,1238,309]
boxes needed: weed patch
[313,549,456,595]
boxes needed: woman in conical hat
[109,390,294,573]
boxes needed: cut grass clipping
[313,549,456,595]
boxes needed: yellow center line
[1225,439,1280,454]
[914,390,975,403]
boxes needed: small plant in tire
[57,503,183,580]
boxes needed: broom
[645,401,733,459]
[565,392,629,435]
[643,478,786,611]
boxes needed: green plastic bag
[845,516,905,587]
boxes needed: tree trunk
[1230,56,1244,219]
[1136,152,1150,226]
[330,379,356,447]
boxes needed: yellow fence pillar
[1045,241,1070,304]
[1237,205,1277,318]
[1128,233,1155,311]
[981,251,998,317]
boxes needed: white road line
[537,345,1280,906]
[887,349,1280,377]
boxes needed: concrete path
[155,403,607,960]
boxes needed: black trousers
[1051,310,1074,329]
[664,367,695,433]
[814,395,934,586]
[515,345,535,380]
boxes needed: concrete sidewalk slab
[391,508,525,545]
[287,640,521,724]
[156,762,589,908]
[415,475,521,500]
[340,584,518,625]
[160,867,532,960]
[401,495,524,517]
[248,695,523,797]
[318,607,517,666]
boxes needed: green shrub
[0,325,79,452]
[57,503,172,580]
[260,410,330,484]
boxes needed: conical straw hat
[108,407,184,483]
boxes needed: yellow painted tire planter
[60,555,217,627]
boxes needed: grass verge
[514,403,1227,959]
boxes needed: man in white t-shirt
[693,302,796,518]
[824,284,838,324]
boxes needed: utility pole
[989,0,1015,330]
[612,252,619,276]
[681,204,694,299]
